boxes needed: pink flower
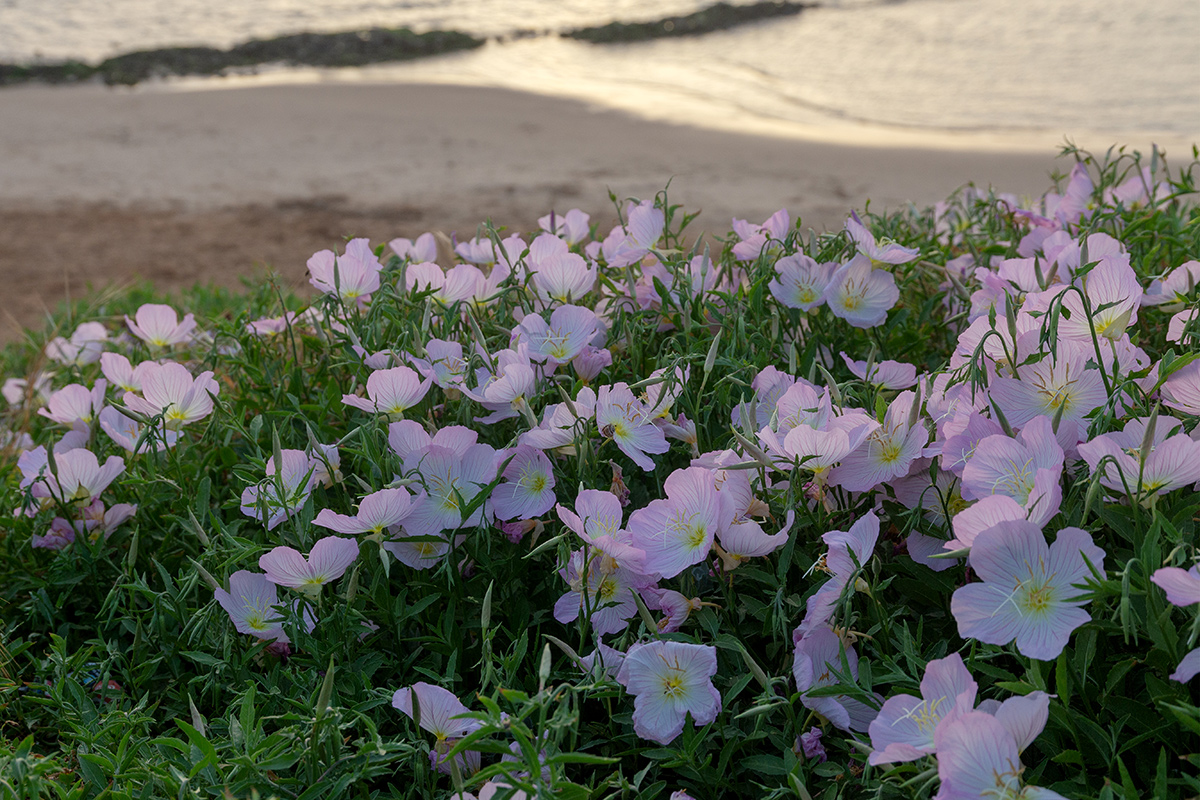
[845,211,920,265]
[768,254,835,312]
[595,383,669,472]
[392,682,482,775]
[100,353,154,394]
[98,405,180,452]
[125,304,197,347]
[605,201,665,267]
[313,487,414,536]
[526,233,596,303]
[514,305,600,366]
[628,467,731,579]
[461,347,538,423]
[960,416,1063,527]
[792,626,879,732]
[402,443,499,536]
[39,381,106,426]
[123,362,219,430]
[830,390,929,492]
[616,640,721,745]
[952,522,1105,660]
[868,653,977,765]
[553,550,641,636]
[307,238,382,302]
[732,209,790,261]
[341,366,431,417]
[45,322,107,366]
[389,232,437,263]
[259,536,360,595]
[491,445,556,521]
[454,234,526,268]
[408,339,468,390]
[840,353,918,390]
[245,311,301,337]
[1151,565,1200,682]
[934,711,1066,800]
[538,208,590,244]
[799,511,880,634]
[823,255,900,328]
[556,488,646,573]
[38,448,126,506]
[1078,416,1200,499]
[239,450,317,530]
[1160,359,1200,417]
[214,571,290,643]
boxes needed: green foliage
[0,144,1198,799]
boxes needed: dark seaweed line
[0,28,484,87]
[563,0,815,43]
[0,0,818,88]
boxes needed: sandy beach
[0,80,1062,340]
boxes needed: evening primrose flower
[951,522,1105,660]
[556,488,646,573]
[606,201,665,267]
[341,366,431,417]
[840,353,919,390]
[868,653,977,765]
[845,211,920,265]
[526,233,597,303]
[402,442,500,536]
[934,711,1068,800]
[1057,254,1142,341]
[392,682,482,776]
[798,511,880,634]
[554,550,641,636]
[823,254,900,328]
[39,381,106,427]
[768,254,835,312]
[259,536,360,595]
[239,449,316,531]
[514,305,599,366]
[408,338,468,390]
[123,361,219,430]
[214,570,290,644]
[960,415,1064,527]
[627,467,731,579]
[595,383,669,472]
[45,322,107,366]
[732,208,790,261]
[830,390,929,493]
[307,238,382,302]
[1150,565,1200,682]
[1158,358,1200,417]
[792,626,879,732]
[125,303,197,348]
[98,405,180,452]
[616,640,721,745]
[1078,416,1200,499]
[100,353,154,394]
[491,445,556,521]
[988,336,1106,434]
[538,208,590,244]
[39,448,126,506]
[313,487,414,536]
[388,231,437,263]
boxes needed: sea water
[1,0,1196,147]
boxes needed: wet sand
[0,81,1060,340]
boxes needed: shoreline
[0,79,1130,341]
